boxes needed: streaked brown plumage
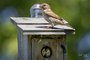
[40,3,68,27]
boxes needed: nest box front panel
[30,35,65,60]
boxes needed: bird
[40,3,68,28]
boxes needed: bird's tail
[59,18,68,25]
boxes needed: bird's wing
[44,9,61,19]
[49,17,64,24]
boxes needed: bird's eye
[43,5,46,6]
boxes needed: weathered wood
[11,17,75,60]
[17,28,31,60]
[30,35,66,60]
[10,17,49,25]
[17,25,75,35]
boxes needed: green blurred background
[0,0,90,60]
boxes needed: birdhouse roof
[11,17,75,35]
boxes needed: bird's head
[40,3,50,10]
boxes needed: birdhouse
[11,17,75,60]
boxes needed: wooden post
[11,17,75,60]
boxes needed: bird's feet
[47,25,54,29]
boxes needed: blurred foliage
[0,0,90,60]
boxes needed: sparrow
[40,3,68,28]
